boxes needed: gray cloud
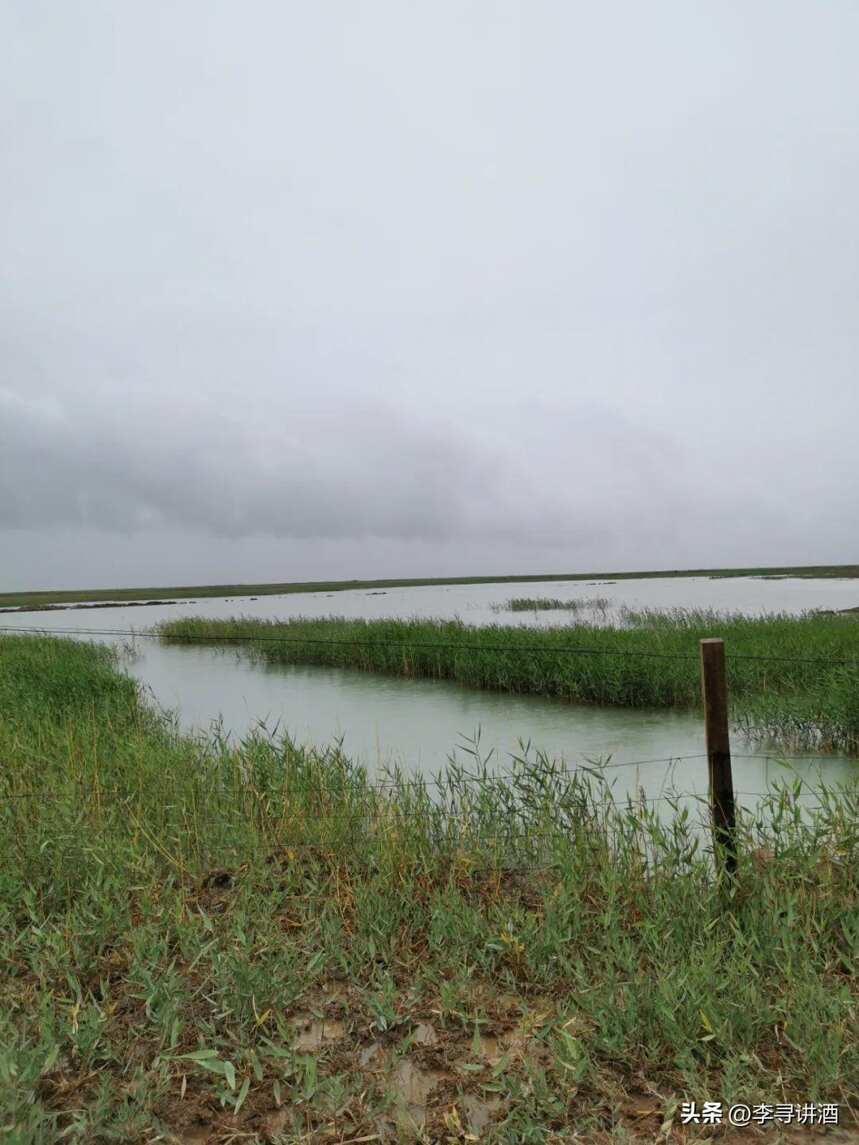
[1,1,857,589]
[0,380,795,563]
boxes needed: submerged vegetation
[160,609,859,754]
[2,633,859,1141]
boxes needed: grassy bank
[3,562,859,611]
[2,633,859,1142]
[160,610,859,754]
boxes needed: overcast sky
[2,1,857,591]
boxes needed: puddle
[261,1108,290,1139]
[390,1058,446,1124]
[291,1015,345,1051]
[388,1056,501,1133]
[462,1093,504,1132]
[475,1033,504,1063]
[360,1040,384,1067]
[477,1031,524,1064]
[475,1019,538,1064]
[320,980,349,1002]
[394,1058,443,1104]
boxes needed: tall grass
[159,609,859,754]
[3,633,859,1141]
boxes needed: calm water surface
[5,576,857,809]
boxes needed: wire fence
[2,622,858,877]
[0,759,849,886]
[2,622,859,667]
[0,745,848,809]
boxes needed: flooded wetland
[5,573,858,810]
[4,571,859,1142]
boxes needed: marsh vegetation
[2,633,859,1141]
[160,609,859,755]
[493,596,611,614]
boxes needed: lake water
[4,575,857,811]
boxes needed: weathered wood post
[700,638,737,877]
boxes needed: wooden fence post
[700,638,737,877]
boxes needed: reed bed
[160,609,859,754]
[3,633,859,1142]
[493,595,611,613]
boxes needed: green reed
[159,609,859,753]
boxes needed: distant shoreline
[2,563,858,612]
[0,599,182,615]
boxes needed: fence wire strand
[2,622,859,667]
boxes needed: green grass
[3,562,859,610]
[159,608,859,755]
[2,633,859,1142]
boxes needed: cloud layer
[1,1,857,589]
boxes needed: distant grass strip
[498,596,611,612]
[160,610,859,753]
[3,633,859,1142]
[3,562,859,610]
